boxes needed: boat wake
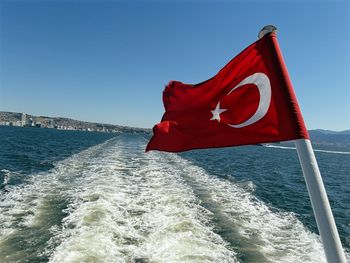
[263,144,350,155]
[0,135,340,262]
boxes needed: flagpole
[258,25,346,263]
[295,139,346,263]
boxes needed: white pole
[294,139,346,263]
[258,25,346,262]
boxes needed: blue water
[0,126,115,188]
[180,144,350,251]
[0,126,349,262]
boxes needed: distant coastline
[0,111,150,134]
[1,111,349,147]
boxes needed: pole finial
[258,25,277,39]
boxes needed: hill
[0,111,150,134]
[308,129,350,147]
[1,111,349,146]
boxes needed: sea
[0,126,349,263]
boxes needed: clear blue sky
[0,0,349,130]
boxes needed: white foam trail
[2,135,348,262]
[263,144,350,155]
[46,138,237,262]
[314,149,350,155]
[0,140,114,261]
[162,153,329,263]
[263,144,296,150]
[1,137,237,262]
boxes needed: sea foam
[0,135,344,262]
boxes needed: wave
[161,153,327,263]
[1,135,346,262]
[263,144,350,155]
[0,137,236,262]
[0,140,113,262]
[49,138,236,263]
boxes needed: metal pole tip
[258,25,277,39]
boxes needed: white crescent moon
[228,73,271,128]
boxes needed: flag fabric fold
[146,32,309,152]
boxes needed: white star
[210,102,227,122]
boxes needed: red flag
[146,32,309,152]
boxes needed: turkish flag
[146,32,309,152]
